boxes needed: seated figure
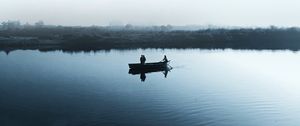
[162,55,168,62]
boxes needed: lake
[1,49,300,126]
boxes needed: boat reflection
[129,67,172,82]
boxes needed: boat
[128,60,172,82]
[128,60,170,70]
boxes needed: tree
[35,20,44,28]
[125,24,133,30]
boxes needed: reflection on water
[129,66,172,82]
[1,49,300,126]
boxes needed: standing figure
[140,55,146,64]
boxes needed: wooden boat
[128,60,170,69]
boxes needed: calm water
[1,49,300,126]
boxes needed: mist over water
[1,49,300,126]
[1,0,300,26]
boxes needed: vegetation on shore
[1,22,300,51]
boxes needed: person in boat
[162,55,168,62]
[140,55,146,64]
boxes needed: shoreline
[2,27,300,53]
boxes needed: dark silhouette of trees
[1,23,300,51]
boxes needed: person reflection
[138,68,170,81]
[4,50,10,55]
[140,72,146,82]
[163,69,169,78]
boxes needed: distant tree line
[1,21,300,51]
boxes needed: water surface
[1,49,300,126]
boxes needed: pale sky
[0,0,300,26]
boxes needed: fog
[0,0,299,26]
